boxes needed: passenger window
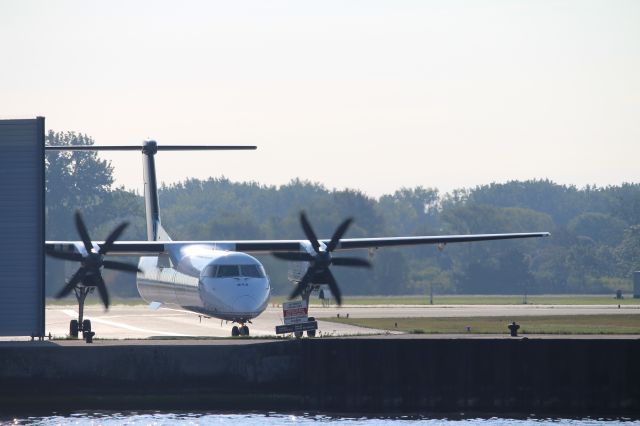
[240,264,263,278]
[216,265,239,277]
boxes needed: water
[1,412,637,426]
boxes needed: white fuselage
[136,249,270,322]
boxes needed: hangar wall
[0,118,45,336]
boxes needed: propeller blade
[273,212,373,306]
[272,252,315,262]
[331,256,372,268]
[326,217,353,252]
[100,222,129,254]
[45,249,84,263]
[300,212,321,253]
[289,268,314,300]
[56,268,85,299]
[103,260,141,273]
[95,274,110,309]
[325,269,342,306]
[75,211,94,254]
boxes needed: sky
[1,1,639,197]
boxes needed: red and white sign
[282,300,308,325]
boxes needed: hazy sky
[2,1,639,197]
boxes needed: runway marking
[60,309,188,337]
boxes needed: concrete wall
[0,338,638,415]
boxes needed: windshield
[203,264,265,278]
[217,265,240,277]
[240,264,264,278]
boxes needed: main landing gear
[231,321,250,337]
[68,287,93,339]
[293,317,316,338]
[69,318,92,337]
[299,286,318,338]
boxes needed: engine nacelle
[287,260,308,283]
[286,241,317,284]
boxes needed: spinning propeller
[46,211,141,309]
[272,212,371,305]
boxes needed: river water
[2,412,637,425]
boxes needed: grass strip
[322,314,640,335]
[273,294,640,306]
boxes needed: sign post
[275,300,318,335]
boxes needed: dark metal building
[0,117,45,337]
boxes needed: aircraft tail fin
[45,141,257,242]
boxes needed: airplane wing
[324,232,550,250]
[46,232,549,256]
[234,232,550,252]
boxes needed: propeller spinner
[272,212,371,305]
[46,211,141,309]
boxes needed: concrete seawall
[0,337,638,415]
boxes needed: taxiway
[43,302,640,339]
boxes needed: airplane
[45,141,550,338]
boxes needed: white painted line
[60,309,188,337]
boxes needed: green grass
[322,314,640,335]
[272,294,640,306]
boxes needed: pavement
[43,304,393,339]
[38,302,640,341]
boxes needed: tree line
[45,131,640,298]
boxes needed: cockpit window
[240,264,264,278]
[204,264,265,278]
[217,265,240,277]
[203,265,217,277]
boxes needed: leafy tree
[468,180,586,225]
[409,265,454,299]
[456,249,532,294]
[615,225,640,278]
[609,183,640,225]
[42,131,640,298]
[45,130,117,297]
[568,212,627,246]
[368,250,409,295]
[378,186,440,235]
[530,245,570,293]
[45,130,114,239]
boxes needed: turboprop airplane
[45,141,550,337]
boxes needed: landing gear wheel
[231,326,240,337]
[82,319,91,333]
[240,325,249,336]
[294,331,303,339]
[69,320,79,338]
[306,317,316,337]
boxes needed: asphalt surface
[39,302,640,340]
[44,304,393,339]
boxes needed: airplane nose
[234,295,259,312]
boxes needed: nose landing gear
[231,322,250,337]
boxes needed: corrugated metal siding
[0,118,45,336]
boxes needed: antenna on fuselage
[45,141,257,241]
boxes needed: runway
[44,302,640,339]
